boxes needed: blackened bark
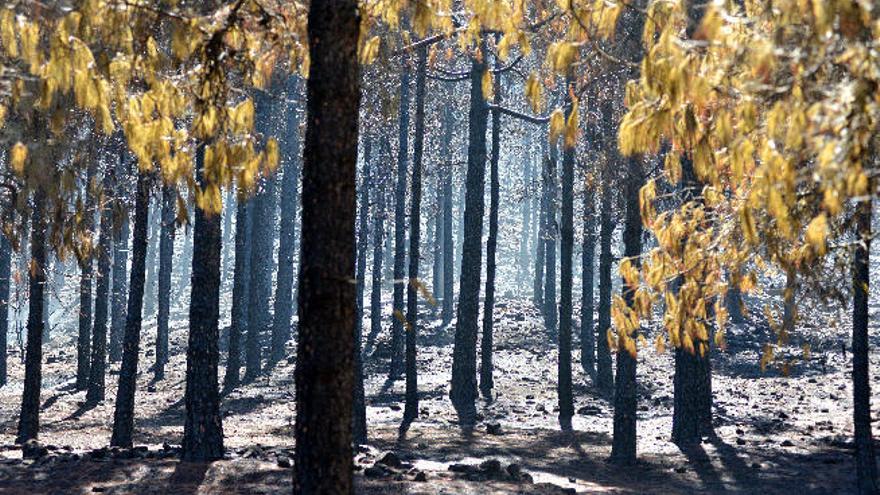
[557,77,575,430]
[16,189,46,443]
[353,137,371,445]
[154,184,176,381]
[182,144,224,462]
[544,145,558,339]
[86,171,114,402]
[390,63,411,381]
[245,91,279,382]
[432,176,443,304]
[479,53,501,401]
[441,111,455,325]
[366,139,388,356]
[270,76,303,366]
[581,183,596,380]
[853,191,878,494]
[0,233,9,387]
[610,157,643,465]
[596,181,614,394]
[294,0,359,490]
[403,45,427,428]
[110,170,150,448]
[450,48,488,427]
[519,137,532,290]
[77,163,97,390]
[109,209,130,363]
[223,194,252,391]
[534,176,546,308]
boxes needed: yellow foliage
[10,143,27,175]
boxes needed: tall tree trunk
[222,187,235,283]
[672,156,714,445]
[610,156,643,465]
[403,45,427,428]
[853,189,878,494]
[86,171,114,402]
[223,194,252,391]
[110,170,150,448]
[450,46,488,427]
[432,176,443,305]
[533,171,546,308]
[154,184,176,381]
[558,76,575,431]
[270,76,303,367]
[441,111,455,325]
[77,163,97,390]
[353,138,371,445]
[109,205,130,363]
[16,188,46,443]
[519,136,532,291]
[479,51,502,401]
[544,144,558,339]
[581,181,596,380]
[294,0,359,490]
[0,233,10,387]
[596,181,614,394]
[182,144,224,462]
[390,62,411,381]
[144,200,159,319]
[244,91,279,382]
[366,138,388,357]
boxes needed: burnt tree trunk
[596,179,614,395]
[154,184,176,381]
[223,193,252,392]
[86,170,115,402]
[294,0,359,490]
[16,189,46,443]
[77,163,97,390]
[403,44,427,428]
[0,232,10,387]
[479,52,502,400]
[365,138,388,357]
[109,199,130,363]
[581,180,596,380]
[853,189,878,494]
[450,46,488,427]
[110,170,150,448]
[543,144,558,339]
[182,144,224,462]
[353,137,371,445]
[557,76,575,431]
[390,62,411,381]
[610,156,643,465]
[441,111,455,325]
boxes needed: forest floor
[0,295,876,494]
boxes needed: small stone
[781,440,794,447]
[480,459,502,473]
[736,438,746,446]
[486,422,503,435]
[506,463,522,478]
[377,452,403,468]
[364,466,386,478]
[277,456,291,468]
[389,404,401,411]
[413,471,427,482]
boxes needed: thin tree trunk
[558,76,575,431]
[353,137,371,445]
[294,0,359,489]
[16,188,46,443]
[544,144,558,339]
[109,204,130,363]
[534,173,546,308]
[441,111,455,325]
[365,138,388,357]
[270,76,303,367]
[610,156,643,465]
[853,188,878,494]
[403,44,426,428]
[581,181,596,380]
[596,180,614,394]
[223,194,251,392]
[390,62,411,381]
[86,170,114,402]
[182,144,224,462]
[480,53,502,400]
[77,163,97,390]
[450,45,488,427]
[0,233,10,387]
[110,170,150,448]
[154,184,176,381]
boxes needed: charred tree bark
[533,173,546,309]
[441,111,455,325]
[154,184,176,381]
[270,76,303,367]
[77,163,97,390]
[853,189,878,494]
[479,52,501,401]
[596,180,614,394]
[450,46,488,427]
[16,188,46,443]
[365,138,388,357]
[110,170,150,449]
[558,76,575,431]
[182,144,224,462]
[544,144,558,339]
[294,0,359,490]
[109,203,130,363]
[610,156,643,465]
[223,194,252,392]
[403,45,427,429]
[581,181,596,380]
[86,171,115,403]
[353,137,371,445]
[390,62,411,381]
